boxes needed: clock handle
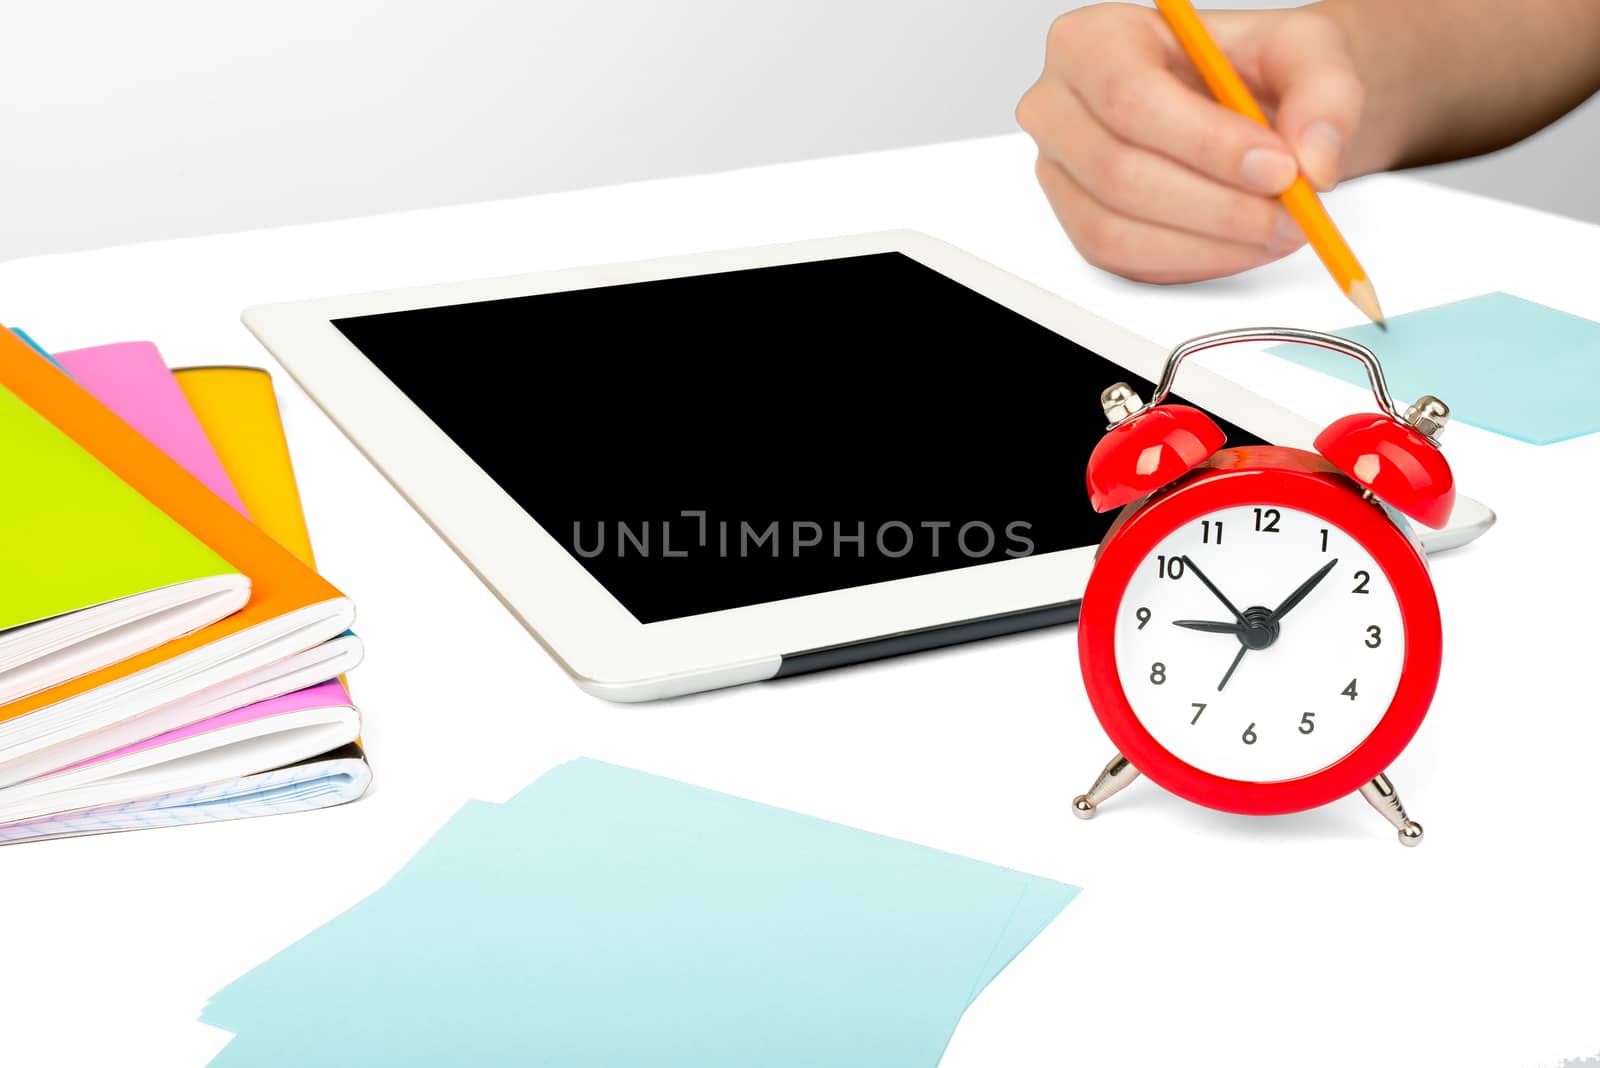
[1148,327,1407,423]
[1359,773,1425,847]
[1072,753,1142,819]
[1145,327,1457,529]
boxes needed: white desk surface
[1,132,1597,1067]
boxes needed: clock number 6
[1241,722,1258,745]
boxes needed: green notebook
[0,381,250,704]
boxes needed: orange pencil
[1154,0,1386,327]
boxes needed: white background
[0,135,1597,1067]
[2,0,1596,262]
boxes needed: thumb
[1255,13,1366,191]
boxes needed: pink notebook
[52,341,250,514]
[42,343,353,777]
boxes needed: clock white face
[1114,504,1405,783]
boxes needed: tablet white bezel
[243,231,1489,701]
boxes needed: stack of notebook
[0,328,371,843]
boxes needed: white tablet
[243,231,1493,702]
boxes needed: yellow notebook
[174,366,317,566]
[176,366,358,707]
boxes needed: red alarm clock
[1071,328,1455,845]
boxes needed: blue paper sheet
[202,759,1079,1067]
[7,328,66,370]
[1266,292,1600,444]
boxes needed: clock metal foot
[1073,753,1141,819]
[1359,773,1423,846]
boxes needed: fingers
[1033,156,1298,285]
[1019,5,1307,283]
[1043,6,1299,196]
[1024,81,1303,251]
[1249,12,1366,190]
[1016,4,1366,283]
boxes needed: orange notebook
[0,330,357,784]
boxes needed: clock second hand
[1178,555,1256,689]
[1172,619,1258,690]
[1217,645,1248,692]
[1179,555,1247,623]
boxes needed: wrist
[1306,0,1422,176]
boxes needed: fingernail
[1298,122,1343,191]
[1240,147,1297,194]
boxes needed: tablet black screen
[333,251,1257,623]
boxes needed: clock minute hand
[1173,619,1249,635]
[1179,555,1247,623]
[1268,558,1340,623]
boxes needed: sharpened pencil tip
[1345,279,1386,330]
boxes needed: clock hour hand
[1172,619,1248,635]
[1268,558,1340,623]
[1179,555,1247,623]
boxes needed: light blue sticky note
[966,875,1075,1006]
[202,760,1079,1067]
[1266,292,1600,444]
[7,327,67,371]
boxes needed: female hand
[1016,4,1366,283]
